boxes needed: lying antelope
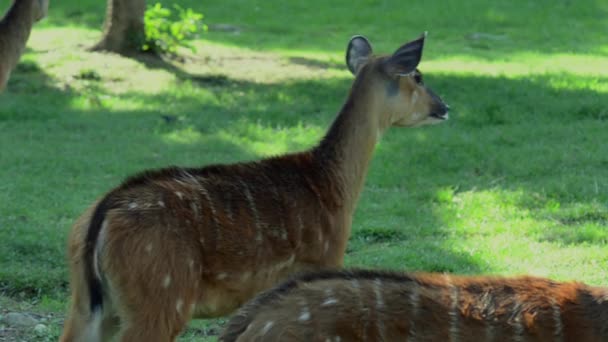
[60,33,449,341]
[220,269,608,342]
[0,0,49,92]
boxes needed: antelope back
[220,269,608,342]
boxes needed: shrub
[143,3,207,55]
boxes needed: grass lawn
[1,0,607,340]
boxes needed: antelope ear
[384,32,426,75]
[346,35,373,75]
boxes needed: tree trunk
[91,0,146,55]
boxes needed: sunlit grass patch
[428,188,608,282]
[427,53,608,78]
[216,120,323,156]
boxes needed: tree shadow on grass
[130,53,214,84]
[286,57,342,71]
[1,60,76,122]
[131,53,273,90]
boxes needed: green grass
[1,0,607,340]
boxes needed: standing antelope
[220,269,608,342]
[0,0,49,92]
[60,33,449,341]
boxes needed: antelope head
[346,33,449,129]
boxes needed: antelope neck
[315,84,382,212]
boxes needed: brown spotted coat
[221,269,608,342]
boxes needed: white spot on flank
[480,291,495,316]
[261,321,274,335]
[128,202,138,209]
[446,275,460,342]
[239,180,263,242]
[175,191,184,200]
[374,278,386,341]
[351,280,363,308]
[181,169,198,182]
[176,298,183,314]
[512,301,525,342]
[298,309,311,322]
[551,298,564,342]
[157,200,165,207]
[374,279,384,308]
[321,297,338,306]
[190,201,200,219]
[162,275,171,288]
[268,254,295,275]
[145,243,153,253]
[223,191,235,225]
[199,182,220,228]
[480,291,496,341]
[408,283,420,341]
[351,280,366,340]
